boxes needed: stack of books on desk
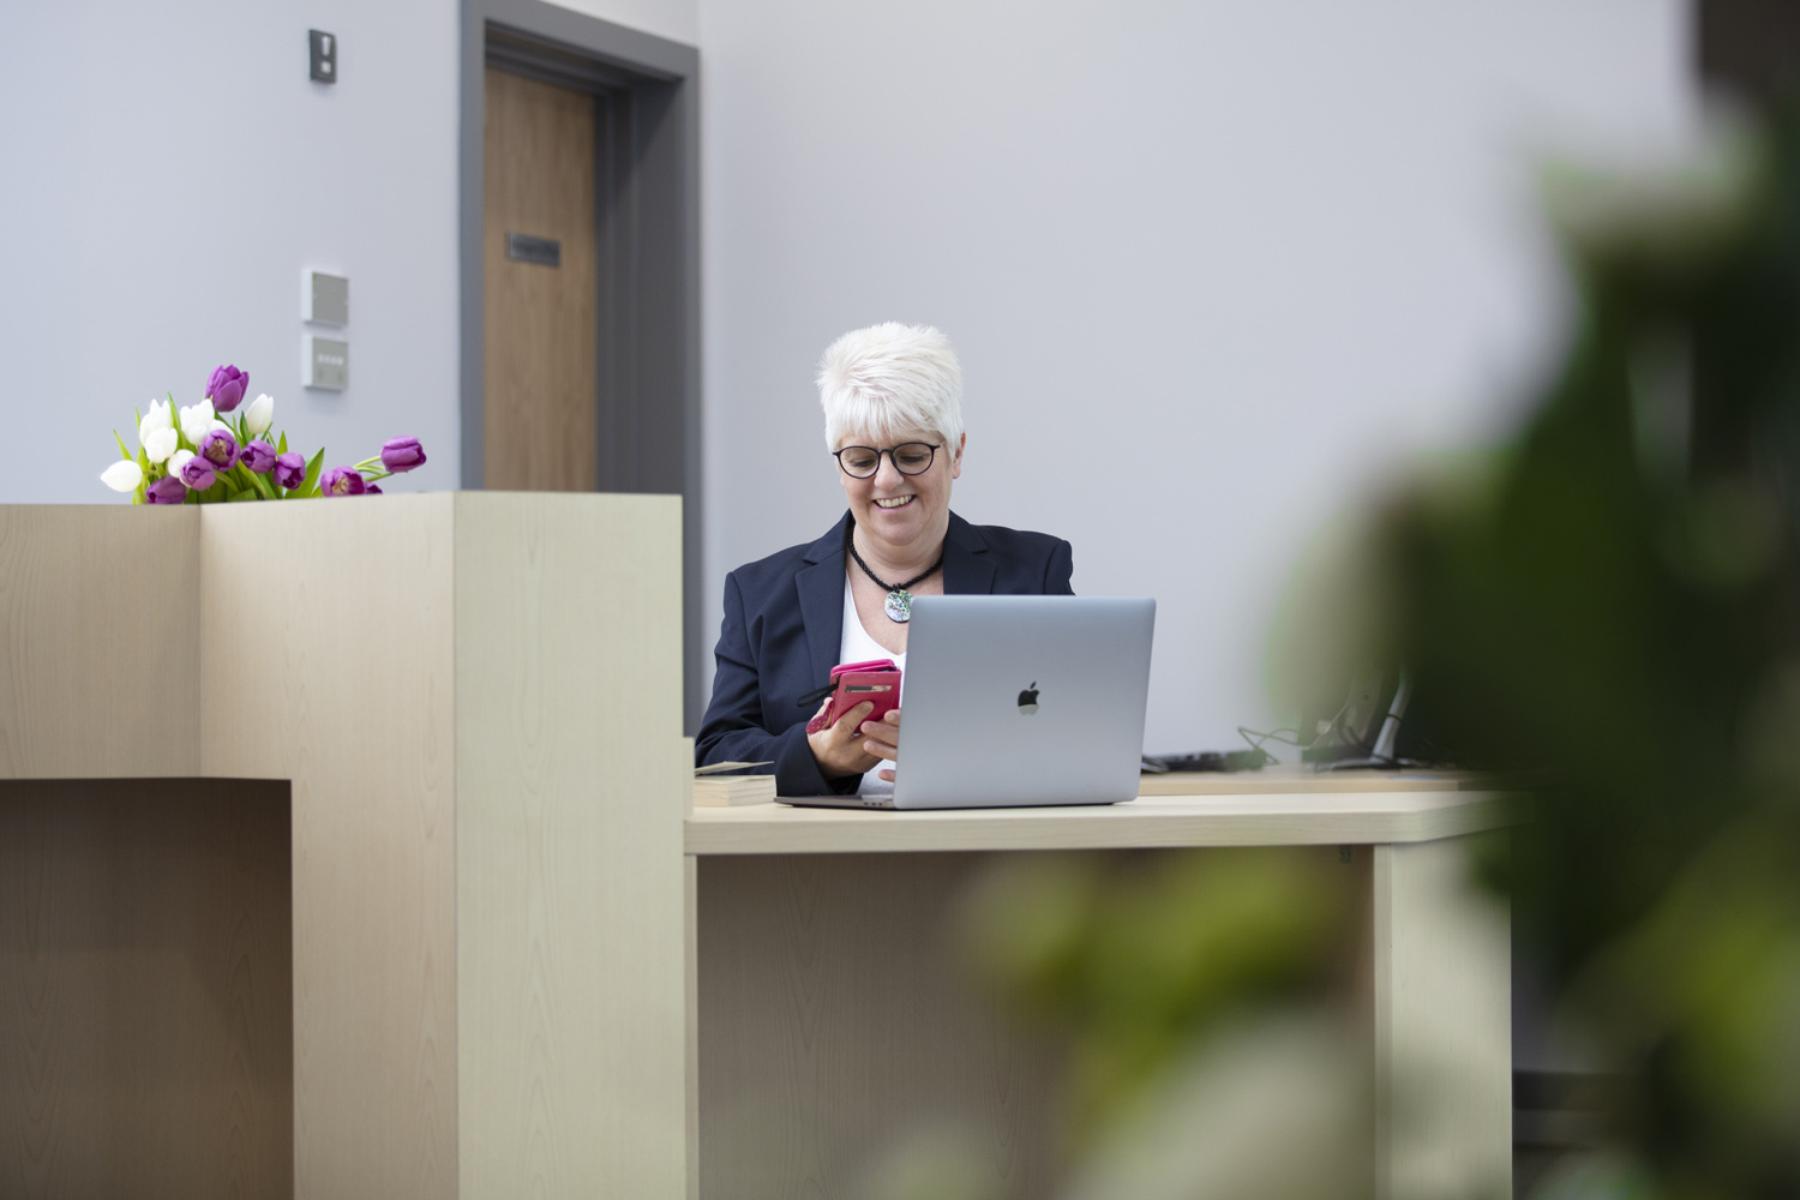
[692,762,776,807]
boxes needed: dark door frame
[459,0,704,727]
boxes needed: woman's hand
[807,699,882,778]
[859,708,901,782]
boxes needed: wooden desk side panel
[0,507,200,779]
[199,497,459,1200]
[453,493,688,1199]
[697,852,1066,1200]
[1372,837,1511,1200]
[0,779,292,1199]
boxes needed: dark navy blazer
[696,510,1075,796]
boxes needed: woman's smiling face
[836,428,964,555]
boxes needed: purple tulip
[200,428,240,470]
[241,440,277,474]
[274,452,306,489]
[206,364,249,413]
[146,476,188,504]
[179,455,217,491]
[365,483,383,494]
[322,467,365,497]
[379,437,426,473]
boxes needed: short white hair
[817,323,964,452]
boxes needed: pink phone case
[806,658,902,733]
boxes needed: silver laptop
[782,595,1156,810]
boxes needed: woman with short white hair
[697,322,1075,797]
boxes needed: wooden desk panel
[0,507,197,780]
[2,497,688,1200]
[696,852,1075,1199]
[686,789,1508,856]
[688,791,1511,1200]
[0,779,292,1200]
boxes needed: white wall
[5,0,1690,753]
[698,0,1694,752]
[549,0,696,46]
[0,0,693,507]
[2,1,461,502]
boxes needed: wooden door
[483,67,598,491]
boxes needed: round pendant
[884,589,913,623]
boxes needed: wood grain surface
[483,67,599,492]
[0,778,292,1199]
[0,501,1510,1199]
[686,789,1510,856]
[200,497,458,1199]
[697,852,1068,1200]
[1373,836,1512,1200]
[0,506,198,779]
[453,492,688,1197]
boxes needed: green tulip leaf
[278,431,288,455]
[301,448,325,498]
[113,430,133,463]
[228,487,259,503]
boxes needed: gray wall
[549,0,695,44]
[3,0,461,501]
[4,0,1692,754]
[696,0,1695,752]
[1,0,692,506]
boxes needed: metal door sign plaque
[506,233,562,268]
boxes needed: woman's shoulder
[949,514,1070,558]
[947,514,1074,593]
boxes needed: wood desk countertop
[686,773,1508,856]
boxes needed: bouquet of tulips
[100,363,426,503]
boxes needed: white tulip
[100,459,144,493]
[168,449,196,485]
[143,427,178,464]
[139,398,174,444]
[243,393,275,439]
[178,399,214,446]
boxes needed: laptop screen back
[894,596,1155,809]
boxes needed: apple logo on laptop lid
[1017,682,1039,715]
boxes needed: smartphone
[818,669,902,729]
[805,658,903,733]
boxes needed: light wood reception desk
[689,779,1511,1200]
[2,496,687,1199]
[2,498,1507,1199]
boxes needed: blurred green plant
[1378,111,1800,1196]
[957,849,1355,1143]
[952,111,1800,1199]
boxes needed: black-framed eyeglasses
[833,442,942,479]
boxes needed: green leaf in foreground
[300,448,325,498]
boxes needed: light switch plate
[309,30,337,84]
[304,270,349,326]
[303,336,348,391]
